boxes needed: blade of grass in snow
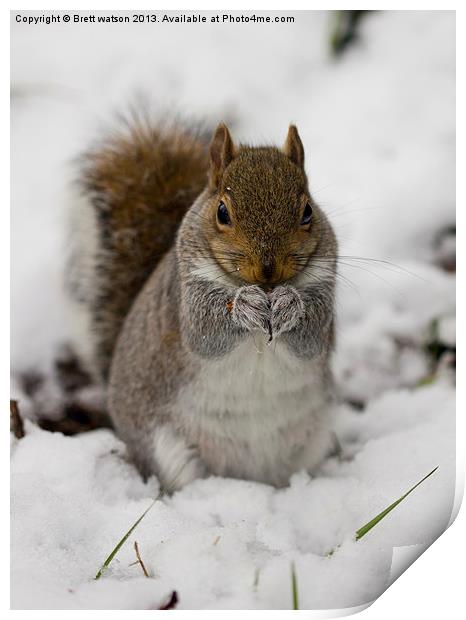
[95,491,164,579]
[291,562,299,610]
[94,464,190,579]
[325,466,439,557]
[355,466,439,540]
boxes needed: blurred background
[11,10,455,415]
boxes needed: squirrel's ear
[283,125,305,169]
[209,123,236,189]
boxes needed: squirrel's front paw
[231,285,270,334]
[270,286,305,338]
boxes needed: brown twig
[133,541,150,578]
[10,399,25,439]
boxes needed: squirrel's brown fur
[79,120,209,378]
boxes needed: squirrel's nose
[261,257,275,281]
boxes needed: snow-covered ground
[10,10,456,610]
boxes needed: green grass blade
[355,466,438,541]
[291,562,299,610]
[94,462,192,580]
[95,492,163,580]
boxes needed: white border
[5,2,463,617]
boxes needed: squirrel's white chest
[175,334,332,485]
[201,335,314,406]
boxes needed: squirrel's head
[201,123,325,287]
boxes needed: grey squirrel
[70,118,338,490]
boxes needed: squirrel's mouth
[237,254,303,287]
[232,264,296,288]
[212,249,305,288]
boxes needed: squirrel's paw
[231,285,270,334]
[270,286,305,338]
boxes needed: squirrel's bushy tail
[68,116,209,380]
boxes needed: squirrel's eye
[217,201,232,226]
[301,202,313,226]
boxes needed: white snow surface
[11,11,456,610]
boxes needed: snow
[438,315,456,348]
[10,10,455,610]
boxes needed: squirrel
[69,116,338,490]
